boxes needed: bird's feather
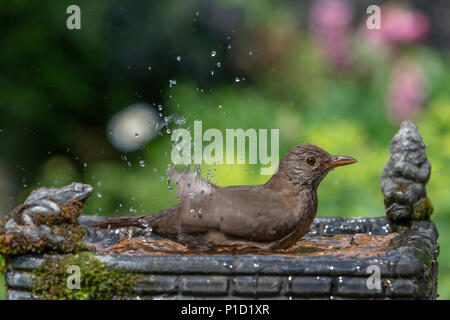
[168,169,215,200]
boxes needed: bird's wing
[176,185,299,242]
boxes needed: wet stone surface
[4,215,439,300]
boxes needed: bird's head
[274,144,357,190]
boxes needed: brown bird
[92,144,356,250]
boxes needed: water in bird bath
[98,232,399,258]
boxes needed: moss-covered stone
[413,197,434,220]
[0,200,89,256]
[32,252,141,300]
[33,199,84,227]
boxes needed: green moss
[0,223,88,256]
[32,252,141,300]
[413,197,434,220]
[33,198,85,227]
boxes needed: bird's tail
[90,207,179,236]
[90,215,146,229]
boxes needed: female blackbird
[92,144,356,250]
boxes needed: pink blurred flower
[387,59,428,122]
[309,0,354,69]
[372,4,430,44]
[310,0,353,36]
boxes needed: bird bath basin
[0,120,439,299]
[3,215,438,300]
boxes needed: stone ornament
[0,182,93,255]
[381,120,433,221]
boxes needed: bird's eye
[306,157,316,165]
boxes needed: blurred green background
[0,0,449,300]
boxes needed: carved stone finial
[0,182,94,255]
[381,120,433,221]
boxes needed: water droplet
[210,70,215,76]
[210,50,216,57]
[249,50,253,56]
[97,182,102,187]
[216,62,222,68]
[97,193,102,198]
[176,56,182,62]
[176,117,186,125]
[160,176,164,181]
[189,193,195,199]
[227,44,232,50]
[83,162,87,168]
[169,79,177,87]
[135,132,139,137]
[158,105,163,111]
[218,105,222,109]
[147,66,152,71]
[235,77,240,83]
[139,160,146,167]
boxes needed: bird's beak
[330,156,357,167]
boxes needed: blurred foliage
[0,0,449,299]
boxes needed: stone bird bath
[0,121,439,300]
